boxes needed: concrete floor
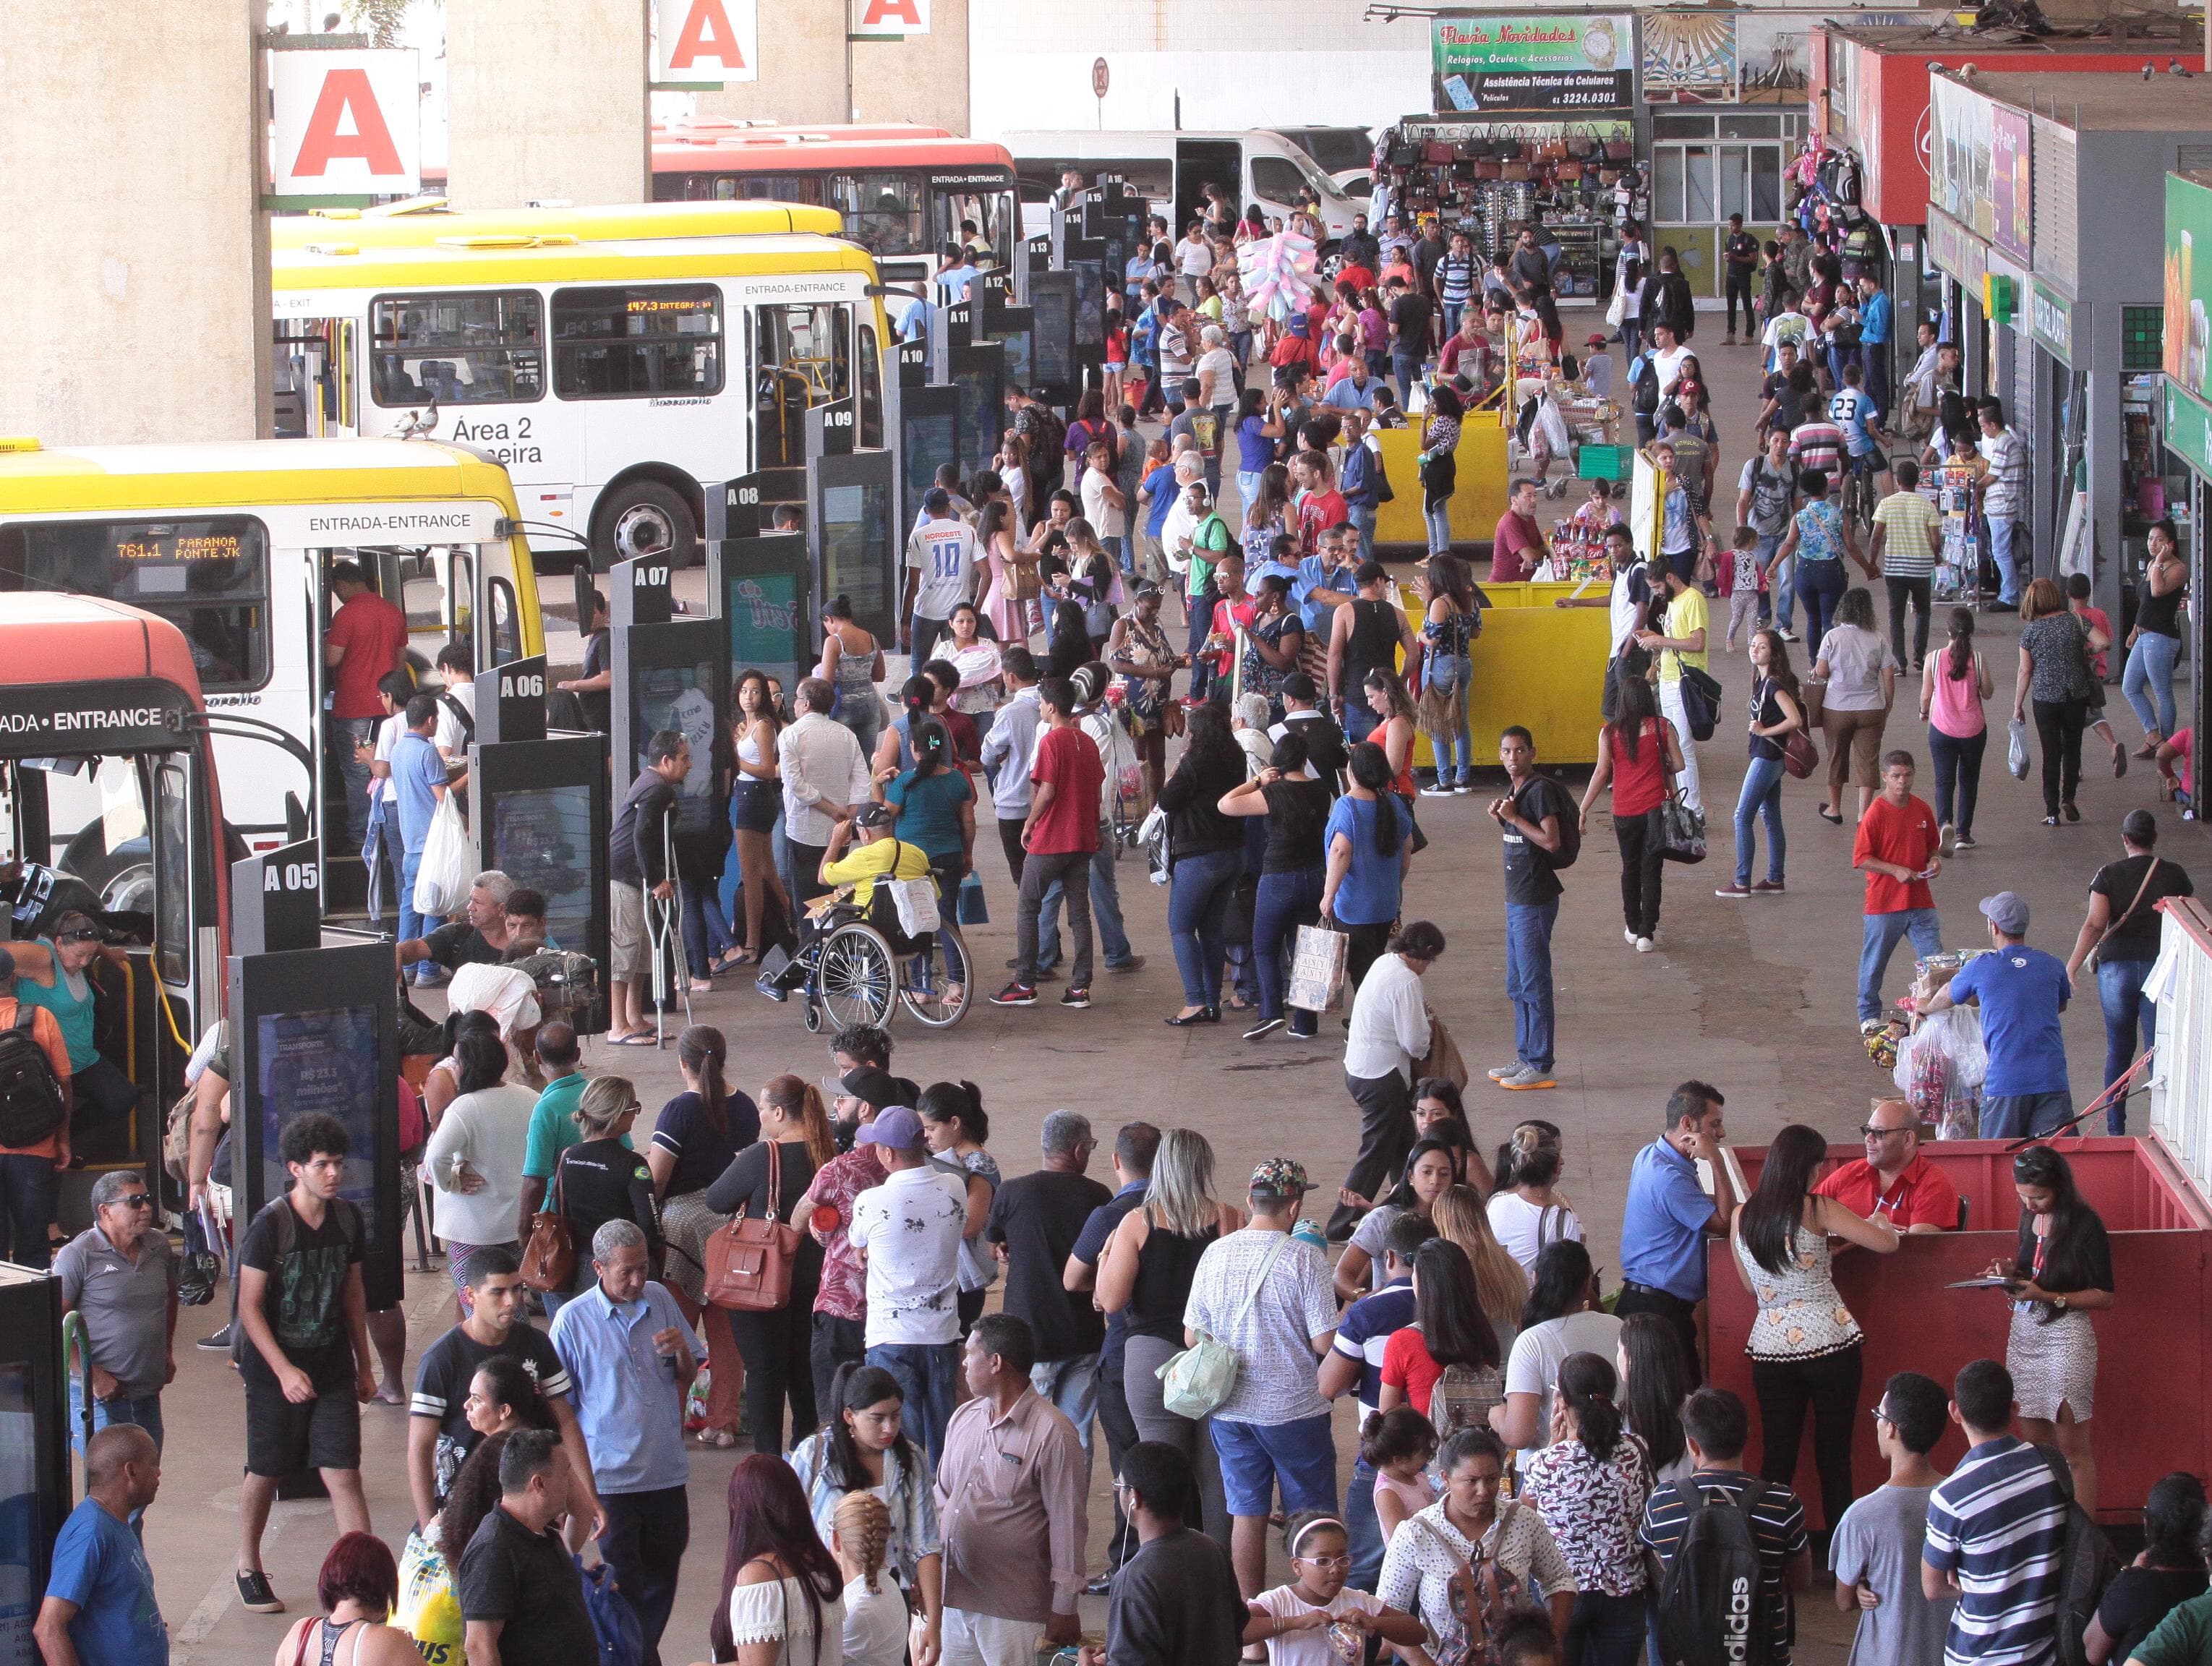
[140,321,2197,1665]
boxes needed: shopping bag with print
[1286,924,1350,1014]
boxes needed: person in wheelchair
[761,802,934,999]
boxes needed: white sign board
[269,49,421,198]
[656,0,759,85]
[853,0,931,38]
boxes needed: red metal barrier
[1707,1137,2212,1526]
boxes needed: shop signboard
[1430,14,1634,114]
[1928,74,1993,244]
[1928,209,1989,295]
[1640,12,1735,104]
[2030,283,2073,367]
[1989,106,2031,266]
[2164,170,2212,400]
[2164,379,2212,481]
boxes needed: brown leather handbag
[518,1149,578,1294]
[704,1140,803,1312]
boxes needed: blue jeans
[398,845,433,980]
[1795,558,1848,657]
[1568,1589,1649,1666]
[1392,351,1423,407]
[1755,532,1790,629]
[866,1341,961,1469]
[1505,899,1559,1072]
[1342,701,1380,746]
[1346,1457,1385,1592]
[1210,1412,1338,1518]
[338,717,377,850]
[1981,1090,2073,1141]
[67,1383,162,1532]
[679,876,733,977]
[2098,958,2158,1129]
[2122,631,2181,739]
[1424,499,1453,556]
[1986,514,2021,605]
[1733,755,1787,887]
[1252,866,1325,1030]
[1928,727,1987,836]
[1169,847,1244,1008]
[1429,654,1473,782]
[1348,502,1378,567]
[0,1153,59,1269]
[1857,907,1944,1023]
[1038,840,1133,971]
[1031,1354,1102,1485]
[1237,470,1265,516]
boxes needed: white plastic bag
[1894,1005,1987,1141]
[2007,716,2030,781]
[412,793,474,918]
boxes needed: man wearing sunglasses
[54,1170,177,1477]
[1813,1097,1961,1234]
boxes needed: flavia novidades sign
[1431,14,1635,114]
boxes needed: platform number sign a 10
[853,0,931,38]
[654,0,759,86]
[268,49,422,199]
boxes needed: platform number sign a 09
[853,0,931,38]
[269,49,422,199]
[654,0,759,86]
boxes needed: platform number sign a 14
[853,0,931,38]
[268,49,421,199]
[654,0,758,86]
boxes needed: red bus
[652,127,1020,286]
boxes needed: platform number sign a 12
[853,0,931,38]
[654,0,758,86]
[269,49,422,199]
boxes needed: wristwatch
[2054,1294,2069,1313]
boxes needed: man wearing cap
[1814,1098,1962,1232]
[1918,891,2075,1140]
[798,1068,896,1409]
[1272,674,1347,792]
[849,1106,970,1466]
[1182,1158,1340,1601]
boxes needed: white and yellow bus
[0,438,543,870]
[272,223,892,568]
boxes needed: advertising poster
[1989,106,2032,267]
[490,786,595,963]
[1641,13,1737,104]
[1430,14,1634,113]
[1928,76,1994,244]
[2164,170,2212,400]
[631,654,722,837]
[725,571,808,701]
[257,1007,382,1252]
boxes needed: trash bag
[2007,716,2031,782]
[413,793,474,918]
[1894,1005,1987,1141]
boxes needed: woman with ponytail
[886,717,976,931]
[1487,1119,1584,1276]
[816,592,884,760]
[916,1082,999,1333]
[832,1491,907,1666]
[704,1072,836,1455]
[1520,1351,1654,1666]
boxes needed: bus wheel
[593,481,699,571]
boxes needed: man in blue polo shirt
[1318,1212,1432,1591]
[1617,1081,1738,1383]
[1918,892,2072,1140]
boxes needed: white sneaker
[1939,822,1957,857]
[1624,928,1638,947]
[1487,1061,1526,1081]
[1635,936,1655,953]
[1420,783,1455,798]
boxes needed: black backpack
[1520,775,1581,871]
[1657,1477,1780,1666]
[2035,1445,2122,1666]
[0,1006,68,1148]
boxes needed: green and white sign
[2165,170,2212,399]
[2030,283,2073,367]
[1432,14,1634,113]
[2165,378,2212,480]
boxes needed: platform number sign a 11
[853,0,931,38]
[269,49,422,199]
[654,0,759,86]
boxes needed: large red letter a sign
[292,69,403,177]
[269,49,420,197]
[670,0,744,70]
[853,0,930,34]
[657,0,758,83]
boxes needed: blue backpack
[576,1557,644,1666]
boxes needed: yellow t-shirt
[1661,587,1709,685]
[819,834,934,907]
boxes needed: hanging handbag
[1660,790,1708,864]
[1474,157,1503,181]
[518,1148,578,1294]
[1159,1233,1288,1418]
[704,1140,803,1312]
[1782,727,1821,781]
[1424,140,1455,166]
[1605,136,1634,161]
[1500,158,1532,182]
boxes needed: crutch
[647,813,694,1044]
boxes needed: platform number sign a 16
[853,0,931,38]
[654,0,759,86]
[269,49,422,199]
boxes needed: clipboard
[1943,1276,2016,1290]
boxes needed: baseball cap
[857,1106,928,1151]
[838,1066,901,1109]
[1250,1158,1317,1198]
[1978,892,2030,935]
[1586,333,1611,349]
[851,801,894,829]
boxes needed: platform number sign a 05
[269,49,422,198]
[853,0,931,38]
[655,0,758,86]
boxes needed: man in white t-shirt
[1761,307,1813,372]
[1182,1158,1341,1598]
[848,1106,970,1466]
[365,669,416,926]
[900,487,982,657]
[1649,321,1691,403]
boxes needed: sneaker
[1487,1060,1525,1080]
[1452,781,1475,795]
[1777,628,1801,643]
[1060,986,1093,1009]
[1107,955,1147,974]
[1623,927,1638,947]
[1635,936,1655,953]
[1939,822,1957,857]
[1954,832,1978,850]
[1498,1064,1558,1090]
[989,983,1038,1007]
[1860,1018,1886,1036]
[1243,1017,1285,1041]
[197,1323,234,1352]
[1420,782,1456,798]
[236,1571,285,1614]
[411,967,451,989]
[1751,879,1787,894]
[1714,884,1751,898]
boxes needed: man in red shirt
[1814,1096,1960,1231]
[1853,749,1944,1030]
[994,677,1106,1012]
[1204,551,1255,684]
[1292,451,1349,558]
[325,563,409,849]
[1490,478,1550,584]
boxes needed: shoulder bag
[1158,1231,1289,1419]
[518,1148,578,1294]
[2086,858,2163,971]
[704,1140,804,1312]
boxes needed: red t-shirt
[1028,724,1103,855]
[1381,1324,1444,1417]
[1608,718,1670,817]
[1852,792,1940,915]
[327,591,409,719]
[1298,490,1349,555]
[1210,594,1256,676]
[1338,263,1377,295]
[1814,1155,1960,1231]
[1492,511,1547,583]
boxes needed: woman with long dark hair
[1322,741,1412,994]
[1338,1139,1461,1302]
[1414,1079,1491,1193]
[1616,1311,1694,1482]
[1921,606,1994,852]
[1730,1122,1900,1539]
[1494,1238,1619,1459]
[782,1364,942,1656]
[1045,597,1092,683]
[1363,670,1422,808]
[711,1453,850,1665]
[885,717,975,935]
[1521,1352,1655,1666]
[1242,462,1293,570]
[1576,669,1681,950]
[1158,701,1249,1025]
[977,497,1034,643]
[1987,1143,2115,1511]
[422,1018,533,1308]
[1417,383,1464,557]
[2085,1471,2208,1662]
[730,669,793,965]
[1241,571,1305,722]
[2015,576,2109,826]
[1218,731,1331,1041]
[916,1081,998,1334]
[1720,627,1803,896]
[1417,552,1479,794]
[1378,1238,1503,1431]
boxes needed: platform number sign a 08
[269,49,422,198]
[654,0,759,86]
[853,0,931,38]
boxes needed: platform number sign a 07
[654,0,759,86]
[853,0,931,38]
[269,49,422,199]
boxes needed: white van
[1004,129,1364,247]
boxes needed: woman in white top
[1811,584,1897,826]
[928,602,1005,719]
[713,1454,847,1666]
[832,1491,909,1666]
[419,1017,535,1307]
[1487,1120,1584,1276]
[1492,1239,1622,1469]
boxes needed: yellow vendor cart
[1397,578,1613,767]
[1372,410,1510,553]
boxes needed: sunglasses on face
[110,1195,153,1210]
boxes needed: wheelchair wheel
[813,919,896,1030]
[800,994,823,1033]
[898,923,972,1030]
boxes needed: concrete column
[445,0,649,208]
[2087,304,2127,620]
[0,0,268,444]
[697,0,847,124]
[853,12,969,132]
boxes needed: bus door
[931,179,1020,276]
[744,293,857,498]
[273,316,359,439]
[1174,140,1242,236]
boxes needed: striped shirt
[1640,1469,1808,1662]
[1923,1437,2068,1666]
[1873,490,1943,578]
[1788,419,1845,477]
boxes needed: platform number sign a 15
[853,0,931,38]
[268,49,422,199]
[654,0,758,86]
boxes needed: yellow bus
[272,228,892,568]
[270,197,848,249]
[0,437,543,866]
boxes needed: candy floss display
[1238,228,1319,326]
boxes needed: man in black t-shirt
[1385,279,1433,406]
[607,731,688,1044]
[1488,726,1572,1093]
[395,868,516,985]
[554,588,612,734]
[2066,808,2195,1129]
[459,1429,597,1666]
[1722,213,1762,344]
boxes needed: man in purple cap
[849,1105,970,1464]
[1916,890,2074,1139]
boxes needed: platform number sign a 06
[853,0,931,38]
[655,0,759,86]
[269,49,422,199]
